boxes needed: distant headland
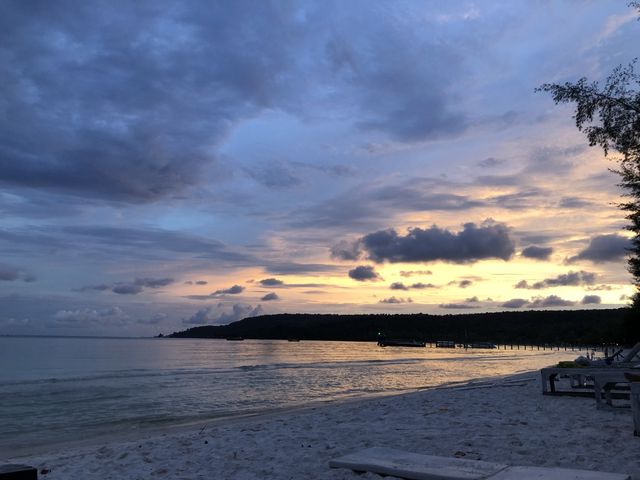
[164,308,632,345]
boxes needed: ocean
[0,336,575,456]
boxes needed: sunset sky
[1,1,638,336]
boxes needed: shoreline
[6,370,537,460]
[11,369,639,479]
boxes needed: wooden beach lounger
[0,464,37,480]
[329,447,630,480]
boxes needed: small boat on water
[225,336,244,341]
[378,337,425,348]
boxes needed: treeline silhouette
[167,308,631,345]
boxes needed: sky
[1,1,638,336]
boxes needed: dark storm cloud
[379,296,412,304]
[327,14,468,142]
[1,1,471,204]
[259,278,284,287]
[349,221,515,264]
[331,240,364,261]
[515,271,596,289]
[261,292,280,301]
[112,284,143,295]
[528,295,575,308]
[568,234,631,263]
[348,265,382,282]
[213,285,245,295]
[581,295,601,305]
[500,298,528,309]
[0,264,35,282]
[521,245,553,260]
[0,2,316,202]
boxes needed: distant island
[165,308,632,345]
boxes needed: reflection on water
[0,337,577,455]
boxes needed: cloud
[134,278,174,288]
[264,262,341,275]
[75,284,111,292]
[528,295,575,308]
[521,245,553,260]
[348,265,382,282]
[568,234,631,263]
[478,157,505,168]
[0,264,36,282]
[379,296,413,304]
[261,292,280,301]
[245,163,302,189]
[112,284,144,295]
[500,298,528,309]
[351,221,515,264]
[581,295,601,305]
[259,278,284,287]
[558,197,593,209]
[182,303,263,326]
[458,280,473,288]
[82,277,175,295]
[399,270,432,277]
[52,306,128,327]
[331,240,363,261]
[390,281,437,290]
[213,285,245,295]
[439,303,480,309]
[515,271,596,289]
[0,2,319,203]
[410,282,437,289]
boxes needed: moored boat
[378,337,425,348]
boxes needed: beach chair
[0,464,37,480]
[625,372,640,436]
[329,447,630,479]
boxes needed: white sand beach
[9,372,640,479]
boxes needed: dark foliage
[167,309,629,345]
[538,55,640,312]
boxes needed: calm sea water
[0,336,576,456]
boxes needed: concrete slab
[329,447,508,480]
[489,465,629,480]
